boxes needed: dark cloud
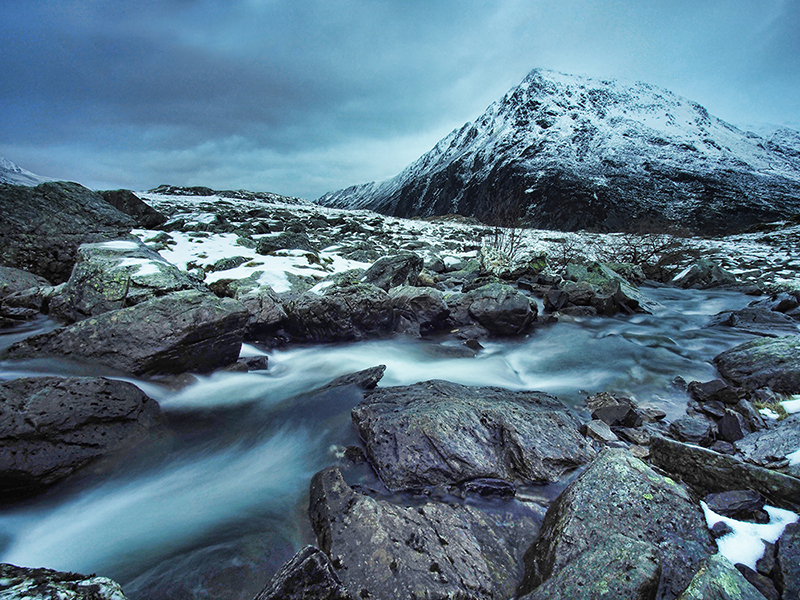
[1,0,798,198]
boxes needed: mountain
[317,70,800,235]
[0,157,51,186]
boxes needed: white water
[0,286,761,599]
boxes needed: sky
[1,0,799,199]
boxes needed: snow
[98,241,141,251]
[0,157,51,186]
[701,501,799,570]
[759,408,781,420]
[788,447,800,467]
[115,258,162,277]
[782,397,800,414]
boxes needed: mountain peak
[0,157,51,186]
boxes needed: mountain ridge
[317,69,800,235]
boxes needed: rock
[234,285,288,338]
[564,261,660,314]
[360,252,423,290]
[733,564,780,600]
[669,415,714,446]
[581,419,619,443]
[5,290,249,375]
[711,521,735,539]
[308,466,537,600]
[735,414,800,474]
[101,189,167,229]
[478,246,547,280]
[320,365,387,391]
[714,335,800,393]
[673,259,738,289]
[518,449,715,600]
[649,436,800,511]
[708,306,800,336]
[677,554,770,600]
[586,392,644,427]
[51,240,206,321]
[0,181,136,283]
[519,533,661,600]
[466,282,535,335]
[256,232,316,254]
[0,376,161,496]
[0,563,128,600]
[253,546,352,600]
[388,285,449,335]
[775,522,800,600]
[687,379,741,405]
[717,412,746,443]
[757,542,777,577]
[703,490,766,521]
[285,282,395,343]
[352,380,595,491]
[0,266,51,300]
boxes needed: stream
[0,285,762,600]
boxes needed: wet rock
[253,545,352,600]
[519,533,661,600]
[519,449,715,600]
[0,563,128,600]
[50,240,206,322]
[563,261,660,314]
[757,542,777,577]
[586,392,644,427]
[389,285,449,335]
[321,365,387,391]
[649,436,800,511]
[308,466,537,600]
[0,181,136,283]
[714,335,800,393]
[0,266,51,300]
[466,282,535,335]
[673,259,738,289]
[775,522,800,600]
[460,478,516,498]
[234,284,288,338]
[677,554,768,600]
[285,282,395,343]
[101,189,167,229]
[687,379,741,405]
[353,380,595,491]
[669,415,714,446]
[703,490,766,521]
[256,232,316,254]
[734,564,780,600]
[708,306,800,336]
[360,252,423,290]
[0,376,162,496]
[5,290,249,375]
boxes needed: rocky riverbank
[1,181,800,599]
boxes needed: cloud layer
[1,0,798,198]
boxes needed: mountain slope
[0,158,51,186]
[318,70,800,235]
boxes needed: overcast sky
[1,0,798,198]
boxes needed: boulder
[232,284,288,338]
[703,490,767,522]
[256,232,316,254]
[0,563,128,600]
[673,259,738,289]
[285,282,395,343]
[466,283,535,335]
[735,414,800,474]
[0,376,161,496]
[707,306,800,337]
[253,546,352,600]
[360,252,423,290]
[677,554,770,600]
[0,181,136,283]
[101,189,167,229]
[518,449,715,600]
[563,261,660,314]
[51,240,206,322]
[352,380,595,491]
[776,522,800,600]
[714,335,800,393]
[478,246,547,280]
[5,290,249,375]
[389,285,449,335]
[309,466,537,600]
[0,266,51,300]
[649,436,800,511]
[687,379,741,405]
[519,533,661,600]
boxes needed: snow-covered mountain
[318,70,800,235]
[0,157,51,186]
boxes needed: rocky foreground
[1,181,800,599]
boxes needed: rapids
[0,285,761,599]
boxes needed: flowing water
[0,286,762,599]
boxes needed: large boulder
[0,563,128,600]
[5,290,249,375]
[673,259,738,289]
[51,240,206,322]
[0,182,136,283]
[707,306,800,337]
[253,546,352,600]
[256,232,316,254]
[518,449,715,600]
[352,380,595,491]
[285,282,395,343]
[360,252,423,291]
[309,466,537,600]
[389,285,450,335]
[714,335,800,393]
[466,283,535,335]
[101,189,167,229]
[0,376,161,496]
[677,554,770,600]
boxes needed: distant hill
[318,69,800,235]
[0,157,51,186]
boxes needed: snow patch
[782,397,800,414]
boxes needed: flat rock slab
[5,290,249,375]
[309,466,537,600]
[519,449,715,600]
[714,335,800,393]
[0,376,161,495]
[353,380,595,491]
